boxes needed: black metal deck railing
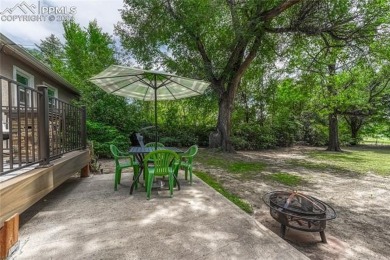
[0,76,86,175]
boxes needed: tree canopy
[28,1,390,156]
[116,0,390,151]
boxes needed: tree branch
[227,0,240,36]
[234,37,262,83]
[368,78,390,102]
[220,0,303,85]
[260,0,302,21]
[165,0,219,89]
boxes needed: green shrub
[87,120,129,158]
[144,124,213,147]
[232,123,277,150]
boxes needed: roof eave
[0,33,80,96]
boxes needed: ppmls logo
[1,1,76,22]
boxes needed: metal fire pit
[263,191,336,243]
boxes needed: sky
[0,0,124,48]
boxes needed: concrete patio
[11,171,308,259]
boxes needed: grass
[307,147,390,176]
[196,151,265,177]
[228,162,265,173]
[197,156,227,169]
[361,137,390,145]
[268,172,304,186]
[197,154,265,180]
[286,159,350,174]
[194,170,253,214]
[193,146,389,212]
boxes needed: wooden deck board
[0,150,90,223]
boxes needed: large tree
[35,34,65,69]
[268,0,390,150]
[116,0,388,151]
[35,20,142,133]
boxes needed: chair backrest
[145,142,165,148]
[188,145,198,156]
[184,145,198,164]
[110,144,120,166]
[110,144,119,158]
[144,150,180,176]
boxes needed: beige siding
[0,52,78,103]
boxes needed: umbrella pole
[154,75,158,150]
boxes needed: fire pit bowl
[263,191,336,243]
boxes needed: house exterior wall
[0,52,77,103]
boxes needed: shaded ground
[14,171,307,259]
[194,146,390,260]
[96,146,389,259]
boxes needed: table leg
[281,224,286,239]
[173,174,180,191]
[320,231,327,243]
[130,166,144,195]
[130,153,145,195]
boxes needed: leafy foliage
[116,0,390,151]
[87,121,129,158]
[28,1,390,155]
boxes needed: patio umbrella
[90,65,210,147]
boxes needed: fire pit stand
[263,191,336,243]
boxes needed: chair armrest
[117,151,131,156]
[117,155,134,164]
[117,155,132,159]
[173,160,181,171]
[180,152,192,159]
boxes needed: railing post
[81,106,87,150]
[37,85,50,166]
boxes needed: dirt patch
[195,146,390,260]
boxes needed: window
[44,82,58,108]
[13,66,34,107]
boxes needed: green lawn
[196,151,265,179]
[268,172,304,186]
[307,147,390,176]
[361,137,390,145]
[193,146,389,214]
[194,171,253,213]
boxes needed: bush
[302,123,328,146]
[87,120,129,158]
[142,124,213,147]
[232,123,277,150]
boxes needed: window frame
[12,66,35,107]
[43,82,59,108]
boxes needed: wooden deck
[0,150,90,223]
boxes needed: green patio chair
[180,145,198,185]
[143,150,180,200]
[145,142,165,164]
[110,144,140,191]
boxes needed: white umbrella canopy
[90,65,210,146]
[90,65,209,100]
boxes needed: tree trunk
[209,91,235,152]
[345,115,364,145]
[350,128,358,146]
[326,63,341,152]
[327,112,342,151]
